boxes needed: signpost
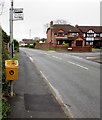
[9,0,23,96]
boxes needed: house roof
[77,26,102,33]
[46,24,80,33]
[52,24,80,33]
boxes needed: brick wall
[35,43,54,49]
[35,43,92,52]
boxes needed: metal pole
[29,29,31,39]
[10,0,13,59]
[10,0,14,96]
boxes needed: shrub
[64,43,69,47]
[2,42,10,119]
[24,45,29,47]
[2,101,10,119]
[29,45,34,48]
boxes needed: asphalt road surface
[20,48,100,118]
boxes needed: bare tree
[0,0,5,16]
[54,19,67,24]
[44,23,50,29]
[44,19,68,33]
[34,37,40,42]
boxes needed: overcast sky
[0,0,101,41]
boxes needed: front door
[76,40,83,46]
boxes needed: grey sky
[0,0,101,41]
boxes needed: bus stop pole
[10,0,14,96]
[10,0,13,59]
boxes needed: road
[20,48,100,118]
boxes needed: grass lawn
[92,48,102,52]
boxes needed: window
[87,30,94,33]
[100,33,102,37]
[68,33,77,37]
[86,42,93,45]
[83,33,86,37]
[86,34,94,37]
[57,33,64,37]
[90,42,93,45]
[86,42,89,45]
[86,38,94,41]
[72,33,77,35]
[58,40,63,45]
[96,34,100,37]
[76,41,83,46]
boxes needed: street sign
[13,8,23,20]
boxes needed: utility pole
[29,29,31,39]
[10,0,13,59]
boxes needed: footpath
[8,51,69,119]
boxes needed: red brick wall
[35,43,54,49]
[69,46,92,52]
[35,43,92,52]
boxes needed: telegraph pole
[10,0,13,59]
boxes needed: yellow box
[5,60,18,80]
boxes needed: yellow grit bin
[5,60,18,80]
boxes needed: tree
[13,39,19,47]
[54,19,67,24]
[34,37,40,42]
[0,0,5,15]
[44,19,68,30]
[2,29,10,43]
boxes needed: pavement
[8,51,69,119]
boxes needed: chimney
[75,24,78,28]
[50,21,53,27]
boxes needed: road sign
[13,8,23,20]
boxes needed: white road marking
[67,61,88,70]
[29,57,33,62]
[44,53,50,56]
[52,56,62,60]
[70,55,83,59]
[40,71,48,80]
[39,70,73,118]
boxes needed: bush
[2,42,10,119]
[2,101,10,119]
[24,45,29,47]
[14,47,19,52]
[29,45,34,48]
[64,43,69,47]
[2,43,10,96]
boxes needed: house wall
[47,29,51,43]
[47,29,57,45]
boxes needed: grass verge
[92,48,102,52]
[12,54,20,60]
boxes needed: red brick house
[46,21,86,47]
